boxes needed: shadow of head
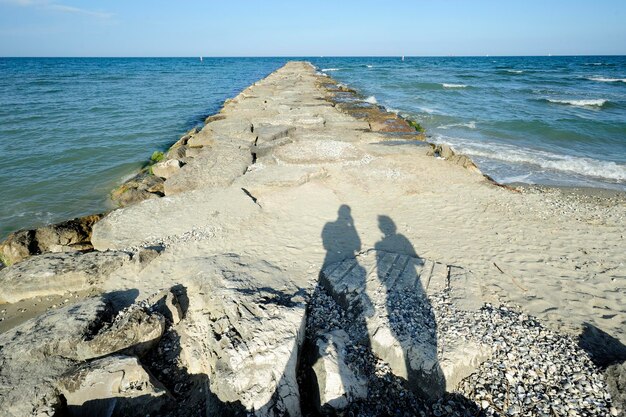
[377,214,397,237]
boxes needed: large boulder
[0,213,105,265]
[0,250,132,303]
[0,247,161,304]
[177,254,306,416]
[0,298,110,417]
[0,294,171,417]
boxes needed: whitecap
[433,135,626,182]
[506,69,524,74]
[366,65,373,68]
[587,76,626,83]
[442,83,468,88]
[438,121,476,130]
[364,96,377,104]
[321,68,340,72]
[546,98,608,108]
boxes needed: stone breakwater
[0,62,624,416]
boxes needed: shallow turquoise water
[1,57,625,238]
[0,58,288,238]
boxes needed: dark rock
[0,213,105,266]
[111,172,164,207]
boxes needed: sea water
[1,56,625,238]
[310,56,626,191]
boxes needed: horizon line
[2,54,626,59]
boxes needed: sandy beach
[0,62,624,416]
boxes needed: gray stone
[147,288,185,324]
[311,330,367,412]
[0,250,132,303]
[152,158,182,179]
[0,298,110,417]
[187,118,253,148]
[177,254,305,416]
[111,172,164,207]
[0,214,104,265]
[75,307,165,361]
[57,355,170,417]
[163,144,252,195]
[255,124,296,143]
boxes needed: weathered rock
[274,139,367,165]
[163,144,253,195]
[0,213,104,265]
[147,288,185,324]
[0,250,132,303]
[310,330,367,412]
[320,250,489,400]
[255,124,296,143]
[187,118,253,148]
[426,143,481,173]
[0,298,110,417]
[152,158,183,179]
[57,355,170,417]
[111,172,164,207]
[92,187,260,251]
[75,306,165,360]
[177,254,306,416]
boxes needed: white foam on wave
[433,135,626,182]
[364,96,378,104]
[366,65,373,68]
[506,69,524,74]
[321,68,340,72]
[547,98,608,108]
[587,76,626,83]
[442,83,468,88]
[438,121,476,130]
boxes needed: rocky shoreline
[0,62,624,416]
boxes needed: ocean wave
[366,65,373,68]
[321,68,340,72]
[546,98,608,108]
[442,83,468,88]
[434,136,626,182]
[587,76,626,83]
[364,96,378,104]
[438,121,476,130]
[505,69,524,74]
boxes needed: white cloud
[1,0,112,19]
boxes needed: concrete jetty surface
[0,62,623,416]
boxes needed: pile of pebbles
[303,285,618,416]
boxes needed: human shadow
[321,204,363,267]
[304,209,485,416]
[374,215,445,400]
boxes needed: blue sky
[0,0,625,56]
